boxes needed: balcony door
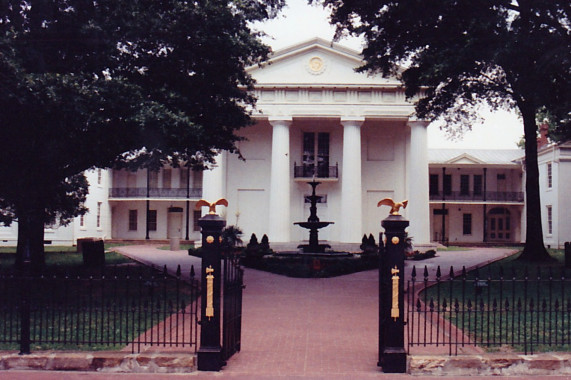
[303,132,330,178]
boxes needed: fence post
[197,212,226,371]
[378,213,409,373]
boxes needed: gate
[222,250,244,361]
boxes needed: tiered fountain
[294,180,334,253]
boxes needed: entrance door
[488,207,511,241]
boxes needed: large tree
[0,0,284,271]
[319,0,571,260]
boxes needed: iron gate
[222,250,244,362]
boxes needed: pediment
[247,37,400,87]
[446,153,486,165]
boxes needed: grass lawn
[0,246,197,352]
[418,248,570,353]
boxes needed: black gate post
[378,213,408,373]
[197,211,226,371]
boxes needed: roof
[428,149,524,166]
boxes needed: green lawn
[417,249,570,353]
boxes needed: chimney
[537,121,549,149]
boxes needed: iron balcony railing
[429,191,524,202]
[294,162,339,179]
[109,187,202,199]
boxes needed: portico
[219,38,431,246]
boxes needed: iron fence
[407,265,571,355]
[0,265,199,353]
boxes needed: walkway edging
[410,353,571,376]
[0,351,196,373]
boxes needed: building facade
[537,141,571,249]
[428,149,525,245]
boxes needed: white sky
[254,0,524,150]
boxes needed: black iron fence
[293,163,339,179]
[221,251,245,362]
[407,265,571,355]
[0,265,199,353]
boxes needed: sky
[254,0,524,150]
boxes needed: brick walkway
[115,245,519,377]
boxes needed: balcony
[429,191,524,203]
[294,163,339,179]
[109,187,202,199]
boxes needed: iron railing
[294,163,338,179]
[0,265,199,353]
[221,251,244,361]
[407,265,571,355]
[109,187,202,198]
[429,191,524,202]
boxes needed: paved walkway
[113,245,518,377]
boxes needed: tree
[0,0,284,271]
[319,0,570,261]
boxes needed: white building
[2,38,568,250]
[428,149,525,245]
[537,140,571,249]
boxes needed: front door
[488,207,511,241]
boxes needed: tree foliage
[0,0,284,270]
[320,0,570,260]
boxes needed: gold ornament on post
[196,198,228,215]
[205,266,215,320]
[391,266,400,321]
[377,198,408,216]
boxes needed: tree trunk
[15,208,46,273]
[518,104,551,261]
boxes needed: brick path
[114,245,519,377]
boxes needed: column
[407,120,430,244]
[201,151,226,216]
[340,119,363,243]
[268,119,292,242]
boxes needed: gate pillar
[197,211,226,371]
[378,213,409,373]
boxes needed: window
[547,205,553,235]
[96,202,102,228]
[463,213,472,235]
[162,169,172,189]
[473,175,483,195]
[180,168,189,188]
[149,170,159,188]
[97,169,102,185]
[497,174,506,180]
[129,210,138,231]
[302,132,330,177]
[460,175,470,195]
[443,175,452,196]
[193,210,202,232]
[148,210,157,231]
[429,174,439,196]
[547,162,552,189]
[79,214,85,228]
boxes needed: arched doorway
[487,207,512,242]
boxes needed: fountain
[294,180,334,253]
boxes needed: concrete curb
[0,351,196,373]
[409,353,571,376]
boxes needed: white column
[201,151,226,216]
[340,119,363,243]
[268,119,292,242]
[407,121,430,244]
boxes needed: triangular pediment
[247,37,400,87]
[446,153,486,165]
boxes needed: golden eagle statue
[195,198,228,214]
[377,198,408,216]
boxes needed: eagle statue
[377,198,408,216]
[195,198,228,214]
